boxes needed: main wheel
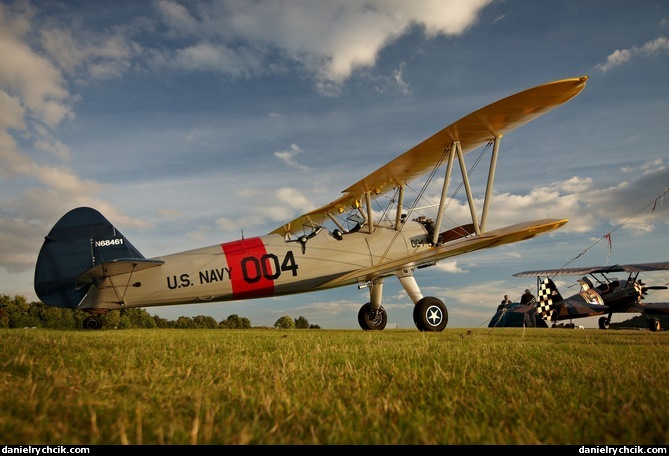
[83,315,103,330]
[413,307,427,331]
[358,303,387,330]
[413,297,448,332]
[649,317,661,332]
[598,316,610,330]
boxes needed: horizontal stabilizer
[75,258,164,288]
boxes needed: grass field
[1,327,667,445]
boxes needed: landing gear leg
[395,269,448,332]
[358,279,388,330]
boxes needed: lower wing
[320,218,567,287]
[627,302,669,315]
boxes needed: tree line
[0,294,320,330]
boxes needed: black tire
[649,317,661,332]
[83,315,102,330]
[598,316,610,330]
[412,305,427,331]
[413,297,448,332]
[358,303,387,330]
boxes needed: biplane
[512,262,669,331]
[34,76,588,331]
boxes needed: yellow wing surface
[318,218,568,288]
[271,76,588,236]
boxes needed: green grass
[1,327,668,444]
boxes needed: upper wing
[270,76,588,236]
[513,261,669,277]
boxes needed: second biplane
[34,76,589,330]
[513,262,669,331]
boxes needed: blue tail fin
[34,207,145,309]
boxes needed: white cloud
[0,20,70,127]
[39,20,140,81]
[0,91,26,131]
[0,1,146,274]
[274,143,309,170]
[596,36,669,72]
[276,187,315,212]
[152,0,493,92]
[435,260,467,273]
[169,41,264,77]
[393,62,410,94]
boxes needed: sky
[1,0,669,330]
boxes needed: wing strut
[394,185,405,230]
[481,136,501,233]
[365,192,374,234]
[432,144,456,244]
[430,137,501,244]
[456,141,481,237]
[327,212,347,233]
[101,262,139,307]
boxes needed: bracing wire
[557,187,669,271]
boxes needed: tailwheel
[413,296,448,332]
[598,316,610,330]
[649,317,661,332]
[358,303,387,330]
[83,315,103,330]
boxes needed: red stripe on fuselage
[221,237,275,299]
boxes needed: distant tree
[117,308,157,328]
[274,315,295,329]
[0,295,15,327]
[0,296,9,328]
[309,324,321,329]
[152,314,173,328]
[1,295,38,328]
[175,316,195,329]
[103,311,121,329]
[117,310,135,329]
[28,302,80,329]
[0,294,258,330]
[192,315,218,329]
[294,316,310,329]
[219,314,251,329]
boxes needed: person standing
[520,289,535,306]
[498,294,512,311]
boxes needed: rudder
[536,277,563,322]
[34,207,145,309]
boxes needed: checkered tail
[536,277,554,321]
